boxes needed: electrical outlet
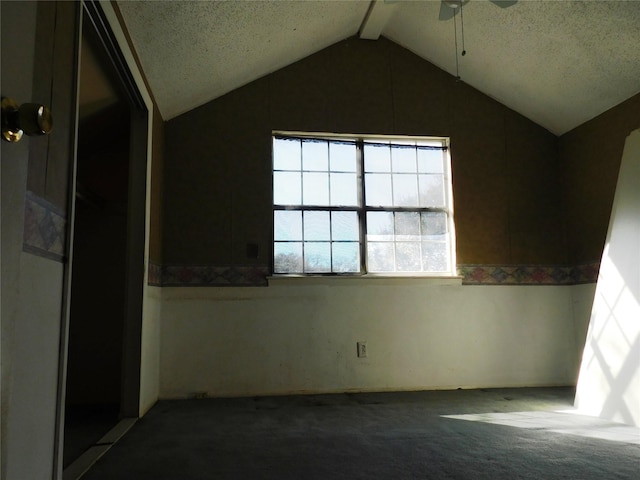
[357,341,367,358]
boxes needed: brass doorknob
[1,96,53,143]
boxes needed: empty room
[1,1,638,479]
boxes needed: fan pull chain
[453,5,460,80]
[460,0,466,56]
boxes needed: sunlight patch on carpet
[442,410,640,444]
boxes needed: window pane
[274,210,302,240]
[273,134,453,276]
[330,142,356,172]
[365,173,392,206]
[393,174,419,206]
[418,174,445,207]
[304,242,331,272]
[273,137,301,171]
[330,173,358,206]
[332,242,359,272]
[367,212,394,241]
[422,241,449,271]
[420,212,448,238]
[273,171,301,205]
[332,211,359,241]
[274,242,302,273]
[364,143,390,172]
[396,242,421,271]
[304,211,330,241]
[417,148,444,173]
[303,172,329,205]
[395,212,420,241]
[367,242,394,272]
[302,139,328,171]
[391,146,417,173]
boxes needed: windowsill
[267,274,463,287]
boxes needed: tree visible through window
[272,133,455,275]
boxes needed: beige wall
[163,37,564,268]
[160,281,583,399]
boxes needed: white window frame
[272,131,457,277]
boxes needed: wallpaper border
[458,263,600,286]
[149,262,600,287]
[148,264,270,287]
[23,190,67,262]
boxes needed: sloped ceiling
[117,0,640,135]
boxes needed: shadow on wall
[575,130,640,427]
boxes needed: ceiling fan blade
[439,1,474,21]
[439,1,456,21]
[489,0,518,8]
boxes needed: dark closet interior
[63,18,131,468]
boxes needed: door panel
[1,2,80,479]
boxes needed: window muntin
[273,134,454,275]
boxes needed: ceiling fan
[438,0,516,80]
[439,0,517,21]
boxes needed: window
[272,133,455,275]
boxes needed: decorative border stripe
[149,263,600,287]
[23,191,67,262]
[458,263,600,285]
[569,263,601,285]
[148,262,163,286]
[152,264,270,287]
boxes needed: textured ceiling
[384,0,640,134]
[117,0,369,120]
[117,0,640,135]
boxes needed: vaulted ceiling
[117,0,640,135]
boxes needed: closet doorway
[62,1,148,470]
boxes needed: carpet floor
[80,387,639,480]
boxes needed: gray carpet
[81,387,639,479]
